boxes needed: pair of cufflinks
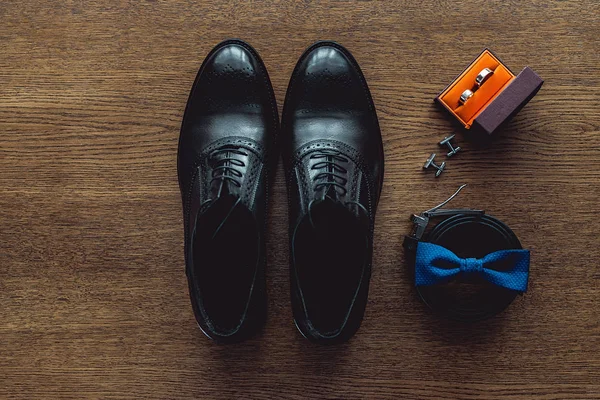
[458,67,494,105]
[423,134,461,177]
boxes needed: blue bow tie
[415,242,530,292]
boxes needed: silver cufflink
[424,153,446,177]
[475,67,494,88]
[459,89,474,105]
[439,134,461,157]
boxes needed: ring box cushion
[435,49,543,135]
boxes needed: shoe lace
[209,146,248,191]
[307,149,369,227]
[310,149,349,197]
[197,145,248,239]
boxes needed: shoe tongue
[312,194,344,214]
[308,196,364,237]
[212,179,237,198]
[324,185,339,202]
[196,193,241,240]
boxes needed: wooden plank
[0,1,598,398]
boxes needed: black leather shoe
[178,39,278,343]
[282,41,384,344]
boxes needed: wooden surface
[1,1,599,399]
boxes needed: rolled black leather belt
[403,185,528,322]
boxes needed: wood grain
[1,1,599,398]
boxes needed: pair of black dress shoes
[177,39,384,344]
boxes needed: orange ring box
[435,49,543,136]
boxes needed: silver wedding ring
[475,68,494,87]
[459,89,474,105]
